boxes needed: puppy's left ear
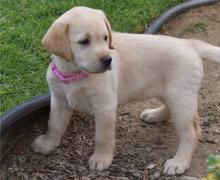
[104,18,115,50]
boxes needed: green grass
[182,21,207,34]
[0,0,182,114]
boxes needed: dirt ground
[1,3,220,180]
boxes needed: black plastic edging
[145,0,219,34]
[0,0,219,160]
[0,93,50,131]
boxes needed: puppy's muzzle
[101,55,112,70]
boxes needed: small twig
[23,169,61,174]
[119,112,130,116]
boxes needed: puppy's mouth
[81,65,112,74]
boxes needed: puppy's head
[42,7,114,73]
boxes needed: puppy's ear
[104,18,115,50]
[42,23,72,61]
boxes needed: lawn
[0,0,183,114]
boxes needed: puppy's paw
[140,108,166,123]
[88,153,113,171]
[163,158,189,176]
[31,135,58,154]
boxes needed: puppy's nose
[100,55,112,68]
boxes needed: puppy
[32,6,220,175]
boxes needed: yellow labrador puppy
[32,6,220,175]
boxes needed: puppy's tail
[190,39,220,64]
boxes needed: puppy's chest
[64,85,92,114]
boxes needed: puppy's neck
[53,55,81,73]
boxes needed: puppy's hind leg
[163,89,200,176]
[140,105,170,123]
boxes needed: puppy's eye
[79,38,90,45]
[104,35,108,41]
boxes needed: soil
[1,3,220,180]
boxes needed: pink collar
[50,59,89,83]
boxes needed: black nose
[100,55,112,68]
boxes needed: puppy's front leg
[32,95,72,154]
[89,109,116,171]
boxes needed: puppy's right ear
[104,18,114,50]
[42,23,73,61]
